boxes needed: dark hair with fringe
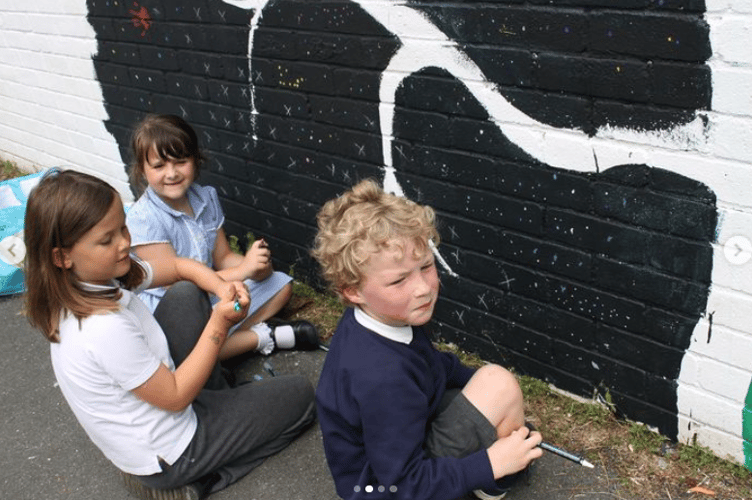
[129,114,206,194]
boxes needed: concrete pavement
[1,292,636,500]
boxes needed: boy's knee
[475,364,523,402]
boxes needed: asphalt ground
[2,292,634,500]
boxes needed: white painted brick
[687,320,752,372]
[707,115,752,163]
[677,384,743,433]
[34,0,87,16]
[712,66,752,115]
[708,14,752,65]
[726,1,752,14]
[677,416,745,465]
[695,356,752,400]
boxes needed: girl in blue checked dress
[126,114,319,361]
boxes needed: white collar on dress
[353,307,413,344]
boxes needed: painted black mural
[86,0,716,439]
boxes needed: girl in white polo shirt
[24,169,315,500]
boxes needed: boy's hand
[210,281,250,332]
[486,425,543,479]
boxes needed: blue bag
[0,171,44,295]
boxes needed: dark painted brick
[501,232,592,281]
[461,253,549,303]
[434,271,509,317]
[333,67,382,101]
[505,294,597,350]
[639,307,700,348]
[651,167,715,203]
[177,51,225,78]
[526,0,650,6]
[546,276,646,332]
[257,60,335,94]
[537,54,649,103]
[394,108,450,146]
[166,74,208,100]
[593,100,696,132]
[139,45,179,71]
[261,1,396,37]
[421,6,587,52]
[609,391,678,438]
[437,213,502,256]
[450,117,540,163]
[397,71,488,119]
[593,180,716,239]
[222,56,253,84]
[258,116,382,163]
[163,3,204,23]
[253,28,303,61]
[645,233,713,282]
[87,0,131,17]
[462,47,534,87]
[202,25,249,54]
[597,323,684,376]
[589,12,711,62]
[207,80,251,106]
[397,173,543,233]
[600,163,651,187]
[253,139,383,188]
[94,62,132,86]
[127,67,166,92]
[256,88,310,119]
[651,61,711,108]
[99,41,141,65]
[551,340,605,382]
[205,3,251,25]
[594,256,709,314]
[311,95,380,132]
[502,88,594,133]
[87,17,117,42]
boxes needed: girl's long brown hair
[24,169,145,342]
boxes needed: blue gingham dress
[126,184,292,331]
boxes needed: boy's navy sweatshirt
[316,308,498,500]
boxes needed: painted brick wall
[1,0,751,468]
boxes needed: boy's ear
[52,248,72,269]
[341,286,364,305]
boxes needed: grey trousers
[139,282,316,493]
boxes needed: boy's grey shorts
[424,388,497,459]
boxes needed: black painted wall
[87,0,716,439]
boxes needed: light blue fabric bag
[0,171,43,295]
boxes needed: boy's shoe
[473,488,507,500]
[474,422,538,500]
[120,471,219,500]
[267,319,320,350]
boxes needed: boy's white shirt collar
[353,307,413,344]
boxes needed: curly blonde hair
[312,179,439,304]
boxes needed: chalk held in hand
[539,441,594,468]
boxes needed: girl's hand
[486,425,543,479]
[211,281,250,332]
[244,239,273,281]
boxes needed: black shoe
[267,319,320,351]
[120,471,210,500]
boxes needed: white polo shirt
[49,261,197,475]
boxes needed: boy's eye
[388,277,406,286]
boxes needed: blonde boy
[312,179,542,500]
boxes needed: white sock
[253,323,275,355]
[273,325,296,349]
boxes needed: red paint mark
[129,2,151,37]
